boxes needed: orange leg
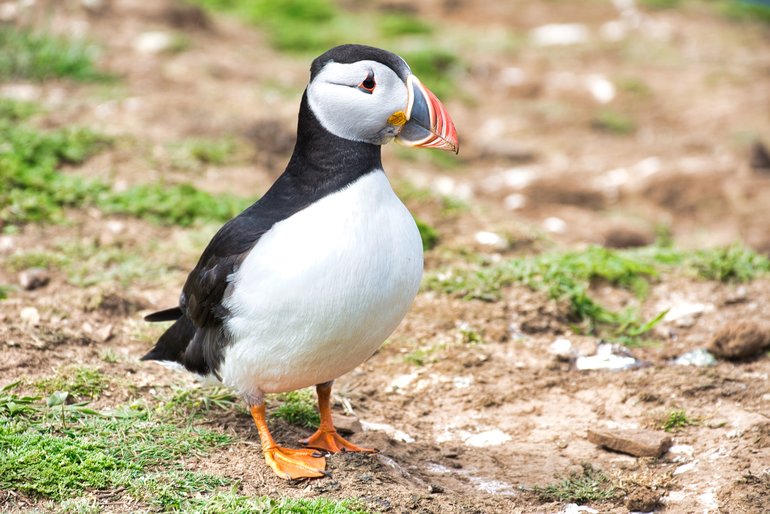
[300,382,377,454]
[249,403,327,479]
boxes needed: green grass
[639,0,683,9]
[270,389,320,429]
[168,137,239,169]
[662,409,696,432]
[34,367,108,399]
[6,238,169,287]
[187,0,463,97]
[592,109,636,135]
[0,26,109,82]
[162,386,242,418]
[533,463,618,504]
[415,217,439,251]
[720,0,770,23]
[0,382,232,503]
[425,244,770,344]
[181,493,370,513]
[0,99,252,227]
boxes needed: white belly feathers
[219,170,423,396]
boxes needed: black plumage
[142,45,410,376]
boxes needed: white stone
[585,74,616,104]
[360,420,415,443]
[503,193,526,210]
[464,429,512,447]
[20,307,40,326]
[543,217,567,234]
[474,231,504,248]
[549,338,576,360]
[133,31,174,54]
[500,67,526,87]
[668,444,694,457]
[531,24,589,46]
[673,460,698,475]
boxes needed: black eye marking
[358,71,376,94]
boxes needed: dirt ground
[1,0,770,512]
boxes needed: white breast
[220,171,423,396]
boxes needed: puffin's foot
[300,429,377,454]
[263,445,328,480]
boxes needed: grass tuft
[533,463,618,504]
[425,244,770,344]
[0,382,232,502]
[270,389,320,429]
[592,109,636,135]
[34,367,108,400]
[662,409,696,432]
[0,27,109,82]
[415,217,440,251]
[0,99,252,227]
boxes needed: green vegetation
[7,238,169,287]
[638,0,683,9]
[662,409,696,432]
[533,463,618,504]
[2,382,362,511]
[425,244,770,344]
[592,109,636,135]
[0,99,252,227]
[169,137,239,169]
[415,217,440,251]
[187,0,463,97]
[0,382,232,503]
[34,367,108,399]
[270,389,320,429]
[163,386,242,418]
[0,26,109,82]
[721,0,770,23]
[180,494,370,513]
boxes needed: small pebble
[19,268,50,291]
[20,306,40,326]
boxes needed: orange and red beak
[396,75,459,154]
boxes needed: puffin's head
[306,44,459,153]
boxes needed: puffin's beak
[396,75,459,154]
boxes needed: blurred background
[1,1,770,512]
[1,0,768,254]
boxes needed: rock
[20,306,40,326]
[602,223,655,249]
[531,23,589,46]
[543,217,567,234]
[549,337,577,361]
[674,348,717,367]
[626,487,661,512]
[587,427,672,458]
[95,324,113,343]
[585,74,616,104]
[133,31,174,54]
[750,140,770,172]
[18,268,50,291]
[474,231,506,249]
[332,413,362,435]
[708,320,770,360]
[576,343,639,371]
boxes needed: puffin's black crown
[310,44,411,82]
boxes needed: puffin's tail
[141,312,195,364]
[144,306,183,322]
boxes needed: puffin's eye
[358,72,376,94]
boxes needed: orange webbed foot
[300,429,377,454]
[263,445,328,480]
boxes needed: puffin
[142,44,458,480]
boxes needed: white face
[306,60,408,145]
